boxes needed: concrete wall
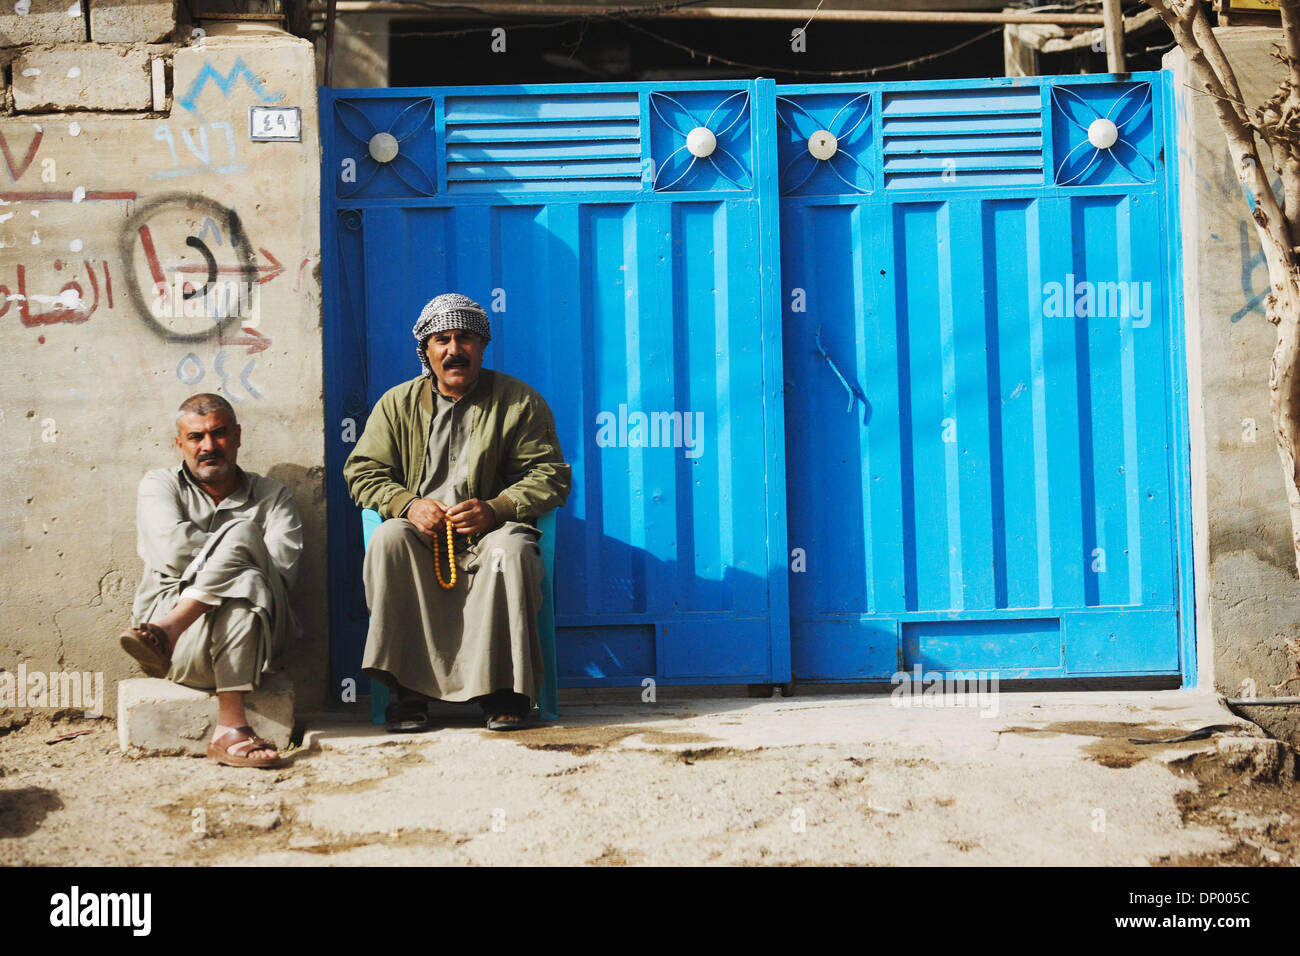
[1168,27,1300,696]
[0,13,327,713]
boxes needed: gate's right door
[777,73,1191,681]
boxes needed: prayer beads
[434,519,457,589]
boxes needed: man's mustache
[443,356,469,368]
[198,453,225,464]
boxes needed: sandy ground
[1,690,1297,866]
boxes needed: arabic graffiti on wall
[176,57,284,116]
[0,128,43,181]
[176,348,265,402]
[2,53,297,404]
[0,259,113,327]
[152,122,248,180]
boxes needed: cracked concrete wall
[0,24,326,714]
[1168,28,1300,697]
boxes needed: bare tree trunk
[1146,0,1300,577]
[1270,281,1300,577]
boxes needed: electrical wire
[796,0,827,37]
[615,19,1003,77]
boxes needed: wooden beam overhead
[310,2,1107,26]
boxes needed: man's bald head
[176,393,236,430]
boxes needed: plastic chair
[362,507,559,724]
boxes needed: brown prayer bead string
[434,518,457,589]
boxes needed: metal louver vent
[881,86,1044,189]
[444,92,643,192]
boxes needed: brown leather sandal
[207,726,283,769]
[119,623,172,678]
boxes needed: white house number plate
[249,106,301,142]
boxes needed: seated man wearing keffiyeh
[343,293,572,732]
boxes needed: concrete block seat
[117,672,294,755]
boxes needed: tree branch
[1279,0,1300,86]
[1273,0,1300,229]
[1147,0,1294,279]
[1191,1,1249,127]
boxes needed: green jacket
[343,369,572,532]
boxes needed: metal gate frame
[319,71,1196,692]
[320,80,793,694]
[775,71,1195,686]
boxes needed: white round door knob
[369,132,399,163]
[686,125,717,158]
[808,129,838,161]
[1087,117,1119,150]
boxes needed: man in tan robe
[119,393,302,768]
[344,293,571,732]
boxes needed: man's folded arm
[343,397,417,520]
[136,471,209,577]
[498,397,572,521]
[262,484,305,589]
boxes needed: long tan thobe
[361,377,545,703]
[130,464,303,693]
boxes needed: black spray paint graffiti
[117,193,259,343]
[118,193,267,401]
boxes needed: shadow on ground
[0,787,64,838]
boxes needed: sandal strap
[229,738,275,756]
[139,626,162,652]
[214,726,276,755]
[132,623,169,655]
[233,725,275,749]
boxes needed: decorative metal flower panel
[649,89,754,192]
[333,96,437,200]
[1051,81,1156,187]
[775,92,874,197]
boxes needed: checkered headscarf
[412,293,491,376]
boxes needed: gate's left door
[321,82,791,694]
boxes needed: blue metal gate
[321,81,792,692]
[322,71,1193,692]
[777,73,1193,682]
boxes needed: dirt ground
[996,718,1300,865]
[2,692,1298,866]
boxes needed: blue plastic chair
[361,507,559,724]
